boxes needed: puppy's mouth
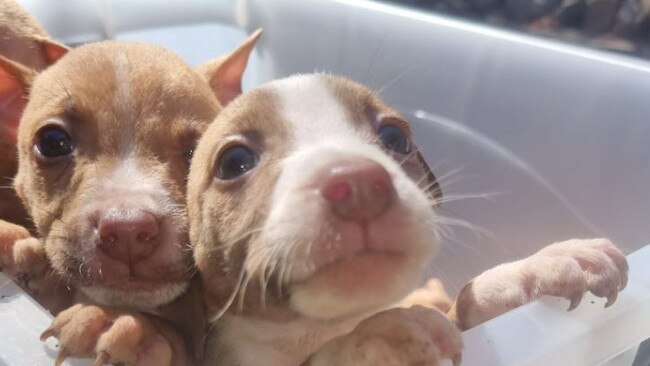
[272,204,433,319]
[81,281,189,308]
[292,248,408,293]
[282,221,421,319]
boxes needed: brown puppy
[0,0,67,227]
[0,30,261,365]
[187,73,629,365]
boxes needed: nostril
[323,180,353,203]
[133,212,159,243]
[100,232,118,244]
[320,160,395,222]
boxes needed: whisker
[363,25,390,86]
[204,228,264,255]
[431,192,505,206]
[208,261,246,323]
[376,66,416,96]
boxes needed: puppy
[188,73,629,365]
[187,73,462,365]
[0,30,261,365]
[0,0,67,227]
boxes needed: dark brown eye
[36,127,74,158]
[184,146,195,162]
[216,145,258,180]
[378,124,411,154]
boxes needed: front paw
[306,306,463,366]
[453,238,628,329]
[534,238,628,307]
[0,220,72,313]
[41,304,189,366]
[0,219,32,271]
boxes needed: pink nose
[321,160,395,222]
[96,209,160,264]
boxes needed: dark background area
[383,0,650,59]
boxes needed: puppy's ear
[196,28,262,107]
[415,147,442,207]
[36,38,70,65]
[0,55,37,143]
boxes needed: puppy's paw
[0,219,32,271]
[453,238,628,329]
[534,238,628,307]
[0,220,72,313]
[41,304,189,366]
[399,278,454,312]
[306,306,463,366]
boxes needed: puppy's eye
[36,127,74,158]
[216,145,258,180]
[184,147,195,162]
[378,124,411,154]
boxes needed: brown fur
[0,0,67,228]
[14,31,262,365]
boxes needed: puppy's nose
[96,209,160,264]
[321,159,395,222]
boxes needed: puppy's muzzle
[320,158,395,223]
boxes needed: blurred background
[385,0,650,58]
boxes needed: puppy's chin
[81,281,189,308]
[287,251,426,320]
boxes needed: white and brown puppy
[0,31,261,365]
[188,73,629,366]
[188,73,462,365]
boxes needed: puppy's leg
[305,306,463,366]
[450,238,628,330]
[0,219,31,268]
[0,219,72,313]
[41,304,191,366]
[399,278,454,313]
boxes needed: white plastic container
[2,245,648,365]
[7,0,650,364]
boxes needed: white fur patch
[102,158,163,200]
[272,75,360,148]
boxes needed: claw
[567,294,583,311]
[605,291,618,308]
[451,353,462,366]
[94,350,110,366]
[40,327,55,341]
[54,347,71,366]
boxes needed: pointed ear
[35,37,70,65]
[0,55,36,143]
[196,28,262,106]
